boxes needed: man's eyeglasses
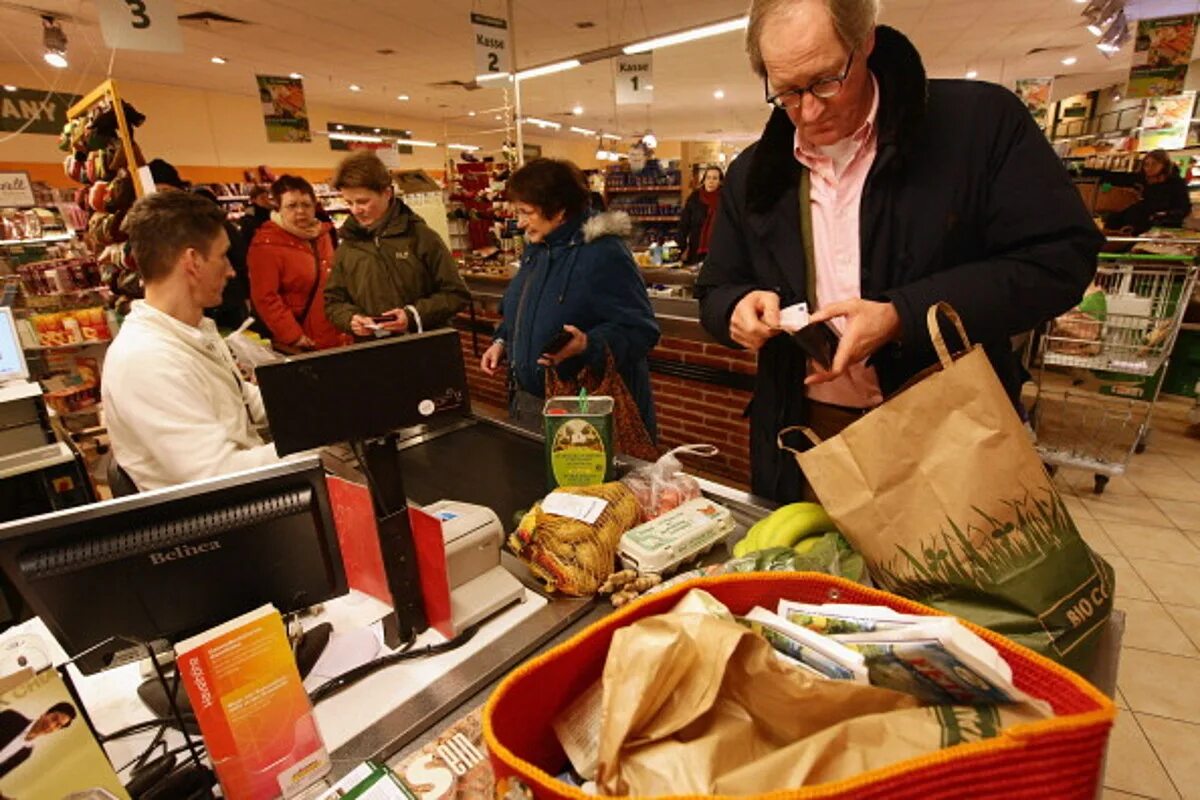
[765,50,855,109]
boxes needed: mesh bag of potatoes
[509,482,642,595]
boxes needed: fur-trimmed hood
[745,25,928,213]
[582,210,632,243]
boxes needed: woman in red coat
[248,175,349,350]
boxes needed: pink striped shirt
[794,77,884,409]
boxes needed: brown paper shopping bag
[783,303,1115,672]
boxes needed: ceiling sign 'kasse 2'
[472,13,511,78]
[616,54,654,105]
[96,0,184,53]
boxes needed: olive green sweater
[324,200,470,334]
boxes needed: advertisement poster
[256,74,311,143]
[1128,15,1199,98]
[1013,78,1053,130]
[1138,92,1197,151]
[0,668,128,798]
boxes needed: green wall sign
[0,87,82,136]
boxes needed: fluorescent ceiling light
[596,149,611,160]
[476,72,511,82]
[965,70,978,79]
[289,72,303,79]
[211,56,226,64]
[44,52,67,68]
[396,94,410,101]
[515,60,580,80]
[330,132,383,143]
[2,85,16,92]
[713,89,725,99]
[1061,56,1077,65]
[599,133,621,141]
[349,84,362,92]
[373,128,381,133]
[623,16,748,54]
[523,116,562,129]
[335,124,344,130]
[400,139,438,147]
[572,105,583,115]
[448,143,480,151]
[570,126,596,135]
[468,111,476,116]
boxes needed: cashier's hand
[481,341,505,376]
[538,325,588,367]
[805,299,902,385]
[730,290,783,351]
[350,315,374,337]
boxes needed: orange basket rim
[482,572,1116,800]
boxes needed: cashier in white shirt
[102,190,282,491]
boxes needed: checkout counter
[319,414,1125,783]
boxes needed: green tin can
[543,395,615,489]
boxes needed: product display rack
[67,80,145,201]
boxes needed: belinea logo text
[148,541,222,565]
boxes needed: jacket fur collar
[746,25,928,213]
[582,210,632,243]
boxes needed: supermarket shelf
[627,215,681,222]
[24,339,112,352]
[0,233,74,246]
[605,185,682,193]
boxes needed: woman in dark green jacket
[324,151,469,337]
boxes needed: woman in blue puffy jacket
[480,158,661,435]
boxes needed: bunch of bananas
[732,502,838,558]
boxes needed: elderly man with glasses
[696,0,1102,502]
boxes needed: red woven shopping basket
[483,572,1115,800]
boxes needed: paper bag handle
[926,302,973,369]
[777,426,823,457]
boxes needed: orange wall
[0,63,684,187]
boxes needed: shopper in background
[148,158,187,193]
[1105,149,1192,235]
[324,151,469,338]
[102,191,281,491]
[678,166,723,265]
[192,186,251,330]
[696,0,1102,501]
[247,175,348,351]
[480,158,661,434]
[238,184,274,245]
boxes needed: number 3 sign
[96,0,184,53]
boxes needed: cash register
[0,306,63,477]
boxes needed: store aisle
[1049,398,1200,800]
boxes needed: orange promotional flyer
[177,605,330,799]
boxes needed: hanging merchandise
[255,74,312,143]
[1011,78,1053,130]
[1138,92,1196,151]
[1127,15,1198,98]
[615,54,654,105]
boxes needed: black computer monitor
[0,457,346,674]
[256,329,471,456]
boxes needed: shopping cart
[1029,248,1199,494]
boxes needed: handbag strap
[926,302,972,370]
[297,241,323,329]
[776,425,823,457]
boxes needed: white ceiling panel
[0,0,1149,143]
